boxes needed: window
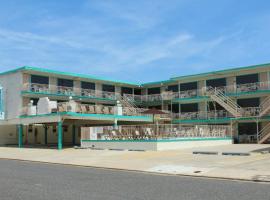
[180,82,197,91]
[134,88,142,95]
[236,74,258,84]
[238,123,261,136]
[102,84,115,92]
[148,87,160,95]
[81,81,95,90]
[168,103,179,113]
[121,87,133,95]
[207,102,224,111]
[206,78,226,88]
[237,98,260,107]
[57,78,73,87]
[31,75,49,84]
[167,85,179,92]
[180,103,198,112]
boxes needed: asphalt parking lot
[0,159,269,200]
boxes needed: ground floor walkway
[0,144,270,182]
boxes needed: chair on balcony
[81,105,87,113]
[95,105,103,114]
[88,105,95,114]
[103,106,110,115]
[58,104,65,113]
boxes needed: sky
[0,0,270,83]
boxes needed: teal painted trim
[172,115,270,124]
[81,137,232,143]
[20,113,60,118]
[171,62,270,81]
[18,124,23,148]
[0,67,26,76]
[58,121,63,150]
[1,66,140,86]
[173,118,232,124]
[226,89,270,97]
[172,96,209,103]
[19,112,152,121]
[142,79,175,86]
[63,112,152,121]
[21,91,117,102]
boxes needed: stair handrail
[258,122,270,141]
[206,86,243,116]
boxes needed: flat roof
[1,62,270,87]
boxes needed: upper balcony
[173,106,262,122]
[22,83,119,101]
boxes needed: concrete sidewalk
[0,145,270,182]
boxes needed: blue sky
[0,0,270,83]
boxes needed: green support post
[72,125,76,146]
[57,121,63,150]
[44,125,48,145]
[18,124,23,148]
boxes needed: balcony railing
[236,82,270,93]
[23,81,270,103]
[81,124,231,140]
[23,83,119,100]
[21,101,151,117]
[173,107,261,120]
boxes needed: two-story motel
[0,63,270,150]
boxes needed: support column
[18,124,23,148]
[44,125,48,145]
[72,125,76,146]
[57,121,63,150]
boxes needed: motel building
[0,63,270,151]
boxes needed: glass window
[57,78,73,87]
[206,78,226,88]
[121,87,133,95]
[134,89,142,95]
[207,102,224,111]
[238,123,261,136]
[180,103,198,112]
[167,85,179,92]
[168,103,179,113]
[81,81,95,90]
[236,74,258,84]
[148,87,160,95]
[180,82,197,91]
[102,84,115,92]
[237,98,260,107]
[31,75,49,84]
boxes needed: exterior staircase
[118,95,142,115]
[258,122,270,144]
[206,87,243,118]
[259,96,270,117]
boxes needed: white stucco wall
[81,138,232,151]
[0,72,23,120]
[0,125,17,145]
